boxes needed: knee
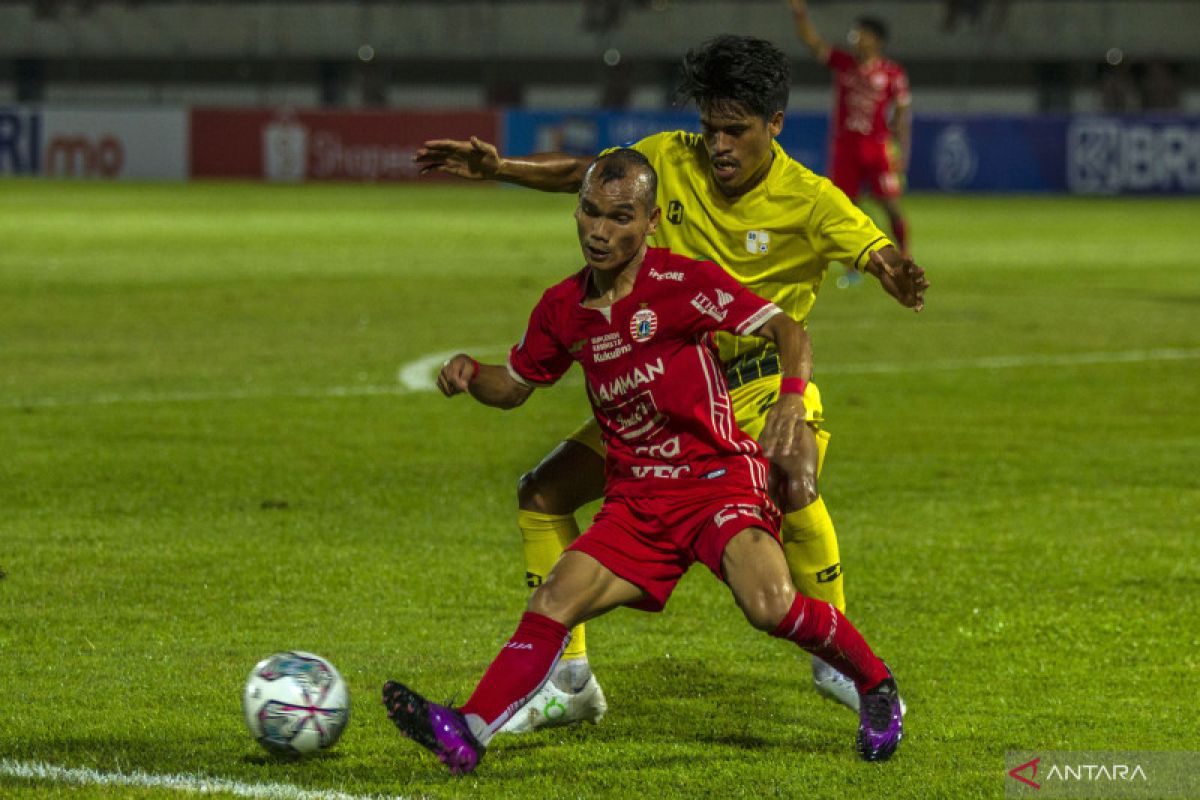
[517,470,554,514]
[784,472,819,512]
[741,582,797,633]
[527,583,575,627]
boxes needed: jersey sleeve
[826,48,857,73]
[682,260,783,339]
[507,291,573,387]
[892,66,912,107]
[808,182,892,270]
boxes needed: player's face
[575,174,661,274]
[851,27,880,58]
[700,103,784,197]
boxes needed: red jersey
[826,48,910,140]
[508,247,782,500]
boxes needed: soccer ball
[242,651,350,755]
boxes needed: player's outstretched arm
[788,0,831,62]
[863,246,930,312]
[413,136,590,192]
[437,354,533,409]
[755,314,813,459]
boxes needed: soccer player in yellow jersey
[414,34,928,732]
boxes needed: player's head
[851,16,889,58]
[676,35,789,197]
[576,149,661,273]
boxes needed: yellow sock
[517,509,588,660]
[781,496,846,612]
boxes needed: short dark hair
[676,35,790,120]
[583,148,658,210]
[857,16,889,43]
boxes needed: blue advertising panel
[1065,115,1200,195]
[909,114,1070,192]
[503,109,829,176]
[505,109,1200,195]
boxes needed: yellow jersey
[629,131,892,361]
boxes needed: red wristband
[466,357,481,384]
[779,377,808,396]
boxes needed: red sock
[888,212,909,256]
[460,612,570,738]
[771,594,890,692]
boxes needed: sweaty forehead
[582,174,647,208]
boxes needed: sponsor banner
[908,114,1070,193]
[1067,115,1200,195]
[503,109,829,175]
[0,106,188,180]
[508,109,1200,195]
[1006,751,1200,797]
[190,109,497,182]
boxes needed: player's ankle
[551,656,592,692]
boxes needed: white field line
[3,347,1198,410]
[818,346,1200,375]
[0,758,409,800]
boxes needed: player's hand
[412,137,502,180]
[436,354,479,397]
[869,249,929,312]
[759,393,807,459]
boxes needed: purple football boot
[382,681,485,775]
[856,668,904,762]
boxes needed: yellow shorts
[567,351,831,477]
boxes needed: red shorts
[830,136,901,202]
[567,483,781,612]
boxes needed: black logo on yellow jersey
[816,563,843,583]
[666,200,684,225]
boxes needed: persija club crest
[629,308,658,342]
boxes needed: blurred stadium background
[1,0,1197,191]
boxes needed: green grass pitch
[1,180,1197,799]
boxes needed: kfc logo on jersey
[745,230,770,255]
[631,464,691,479]
[690,292,728,323]
[629,308,658,343]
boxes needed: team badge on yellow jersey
[745,230,770,255]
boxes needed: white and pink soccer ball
[242,651,350,755]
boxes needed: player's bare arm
[788,0,831,62]
[754,313,813,460]
[892,103,913,174]
[413,136,589,192]
[863,246,929,312]
[437,353,533,409]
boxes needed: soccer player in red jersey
[790,0,912,258]
[381,149,904,774]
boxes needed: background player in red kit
[790,0,912,259]
[381,149,904,774]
